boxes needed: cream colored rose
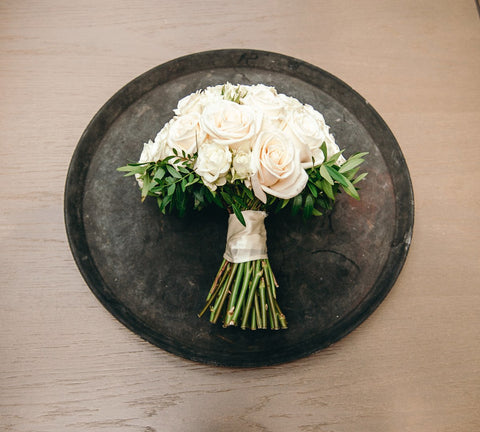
[303,105,344,164]
[139,139,161,163]
[282,106,329,168]
[138,124,169,163]
[174,91,205,116]
[200,100,259,151]
[202,84,224,99]
[194,142,232,190]
[242,84,285,128]
[251,130,308,203]
[231,150,254,181]
[282,104,344,168]
[166,112,203,156]
[277,93,304,111]
[136,125,170,188]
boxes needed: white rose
[303,105,344,164]
[139,139,161,163]
[174,91,205,116]
[283,104,340,168]
[202,84,224,99]
[277,93,304,111]
[231,150,254,181]
[194,142,232,190]
[165,112,203,156]
[136,125,170,188]
[200,100,260,151]
[251,129,308,203]
[138,124,169,163]
[242,84,286,129]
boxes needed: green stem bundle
[198,258,288,330]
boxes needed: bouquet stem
[199,258,287,330]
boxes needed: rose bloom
[303,105,345,164]
[139,138,162,164]
[200,100,259,151]
[138,124,169,163]
[277,93,304,112]
[174,91,204,116]
[194,142,232,190]
[242,84,286,129]
[165,112,203,156]
[231,150,254,181]
[282,104,342,168]
[251,129,308,203]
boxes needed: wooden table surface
[1,1,479,431]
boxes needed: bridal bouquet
[118,83,367,330]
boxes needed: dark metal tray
[64,50,414,367]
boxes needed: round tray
[64,49,414,367]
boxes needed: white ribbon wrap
[223,210,268,263]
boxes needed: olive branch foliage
[117,143,368,227]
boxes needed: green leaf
[185,177,200,188]
[326,150,344,165]
[175,186,187,217]
[307,181,318,198]
[176,165,189,175]
[163,155,176,163]
[154,166,166,181]
[233,194,246,208]
[338,157,365,173]
[320,141,328,161]
[158,194,173,213]
[116,165,132,172]
[117,165,147,176]
[342,181,360,200]
[349,151,369,160]
[320,164,334,185]
[232,204,246,226]
[325,166,348,187]
[303,194,314,219]
[322,179,335,200]
[291,194,303,215]
[141,175,152,200]
[243,186,254,201]
[166,164,182,179]
[312,208,323,216]
[167,183,176,196]
[181,178,187,192]
[342,167,359,181]
[220,191,233,206]
[352,172,368,184]
[325,165,360,199]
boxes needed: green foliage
[117,153,263,223]
[117,143,368,226]
[279,145,369,220]
[117,154,203,218]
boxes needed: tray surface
[65,49,414,367]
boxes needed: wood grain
[1,1,479,431]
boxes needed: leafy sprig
[285,143,368,219]
[117,143,368,225]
